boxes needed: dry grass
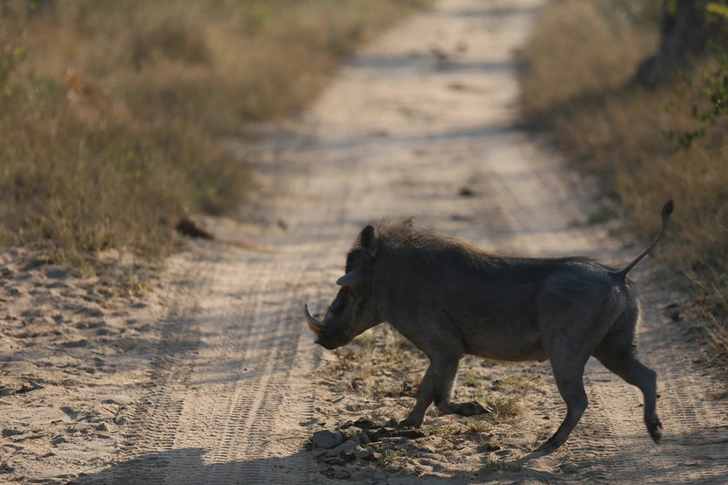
[465,420,492,434]
[495,373,536,394]
[483,395,521,419]
[0,0,429,274]
[11,0,430,132]
[0,83,239,271]
[519,0,660,113]
[481,455,524,472]
[314,324,423,399]
[520,0,728,361]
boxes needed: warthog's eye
[345,250,361,273]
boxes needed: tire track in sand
[109,253,211,485]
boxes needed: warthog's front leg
[402,355,489,428]
[401,365,434,428]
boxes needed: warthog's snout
[306,201,673,453]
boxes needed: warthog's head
[305,225,385,350]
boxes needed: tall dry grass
[520,0,659,112]
[12,0,430,131]
[520,0,728,360]
[0,0,429,273]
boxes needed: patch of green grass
[461,371,480,388]
[376,448,407,467]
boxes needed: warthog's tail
[613,200,674,281]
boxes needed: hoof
[472,402,493,415]
[399,416,423,429]
[647,416,662,444]
[535,439,558,455]
[452,401,492,417]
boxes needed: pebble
[44,266,70,279]
[312,430,344,449]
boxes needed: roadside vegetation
[0,0,429,274]
[519,0,728,362]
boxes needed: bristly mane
[378,216,477,245]
[350,218,596,269]
[371,218,501,265]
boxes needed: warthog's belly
[463,331,548,363]
[467,344,548,363]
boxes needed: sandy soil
[2,0,727,484]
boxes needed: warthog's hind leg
[538,339,591,453]
[593,334,662,444]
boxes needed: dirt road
[3,0,727,483]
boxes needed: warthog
[305,201,673,452]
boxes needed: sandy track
[3,0,726,484]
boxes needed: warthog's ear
[359,225,377,258]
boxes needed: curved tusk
[304,304,327,337]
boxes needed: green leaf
[707,3,728,20]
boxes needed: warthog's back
[376,249,625,362]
